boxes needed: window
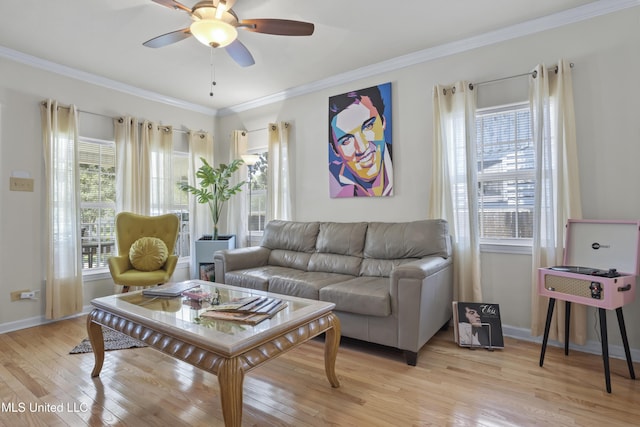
[247,151,268,234]
[79,138,116,270]
[476,103,534,243]
[168,153,190,258]
[79,136,192,271]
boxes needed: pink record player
[538,219,640,309]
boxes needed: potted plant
[179,157,245,240]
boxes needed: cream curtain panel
[267,122,292,221]
[188,131,214,278]
[228,130,249,247]
[114,116,150,214]
[530,60,584,344]
[148,123,173,214]
[429,82,482,302]
[41,100,83,319]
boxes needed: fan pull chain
[209,47,217,97]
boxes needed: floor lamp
[241,154,259,247]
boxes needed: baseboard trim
[0,310,88,334]
[502,325,640,362]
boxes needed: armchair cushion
[129,237,169,271]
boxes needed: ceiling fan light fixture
[190,19,237,48]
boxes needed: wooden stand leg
[539,298,556,367]
[87,313,105,378]
[616,307,636,379]
[598,308,612,393]
[564,301,571,355]
[324,313,341,387]
[217,358,244,427]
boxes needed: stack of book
[200,296,287,325]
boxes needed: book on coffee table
[201,298,287,325]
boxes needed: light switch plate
[10,177,34,192]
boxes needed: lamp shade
[190,19,238,48]
[241,154,260,166]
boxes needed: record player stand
[539,297,635,393]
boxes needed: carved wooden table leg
[324,313,341,388]
[217,357,245,427]
[87,312,105,377]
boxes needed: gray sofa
[213,219,453,365]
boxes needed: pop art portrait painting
[328,82,393,198]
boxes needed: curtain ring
[241,131,246,136]
[118,117,124,123]
[284,122,289,128]
[443,88,447,95]
[532,70,538,79]
[271,125,277,131]
[554,65,559,74]
[468,83,474,91]
[147,123,152,130]
[451,86,456,94]
[200,133,205,139]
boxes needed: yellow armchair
[108,212,180,292]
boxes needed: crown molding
[0,45,218,116]
[217,0,640,116]
[1,0,637,117]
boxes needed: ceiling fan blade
[143,28,192,48]
[151,0,192,13]
[225,39,255,67]
[239,19,314,36]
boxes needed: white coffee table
[87,281,341,427]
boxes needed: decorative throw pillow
[129,237,168,271]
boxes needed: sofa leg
[404,351,418,366]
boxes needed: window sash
[476,103,533,243]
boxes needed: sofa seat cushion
[224,266,298,291]
[268,271,354,300]
[319,277,391,317]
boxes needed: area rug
[70,328,147,354]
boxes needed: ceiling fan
[143,0,315,67]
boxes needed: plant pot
[194,235,236,281]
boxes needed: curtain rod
[41,101,203,136]
[470,63,575,89]
[242,122,290,136]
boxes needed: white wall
[215,9,640,354]
[0,57,212,330]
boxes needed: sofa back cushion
[262,220,320,252]
[360,258,413,277]
[269,250,313,270]
[308,222,367,276]
[363,220,450,259]
[315,222,368,257]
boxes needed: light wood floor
[1,315,639,427]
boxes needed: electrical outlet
[11,290,31,301]
[10,177,34,192]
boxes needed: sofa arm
[213,246,271,284]
[390,256,453,357]
[391,256,452,281]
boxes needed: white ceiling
[0,0,626,114]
